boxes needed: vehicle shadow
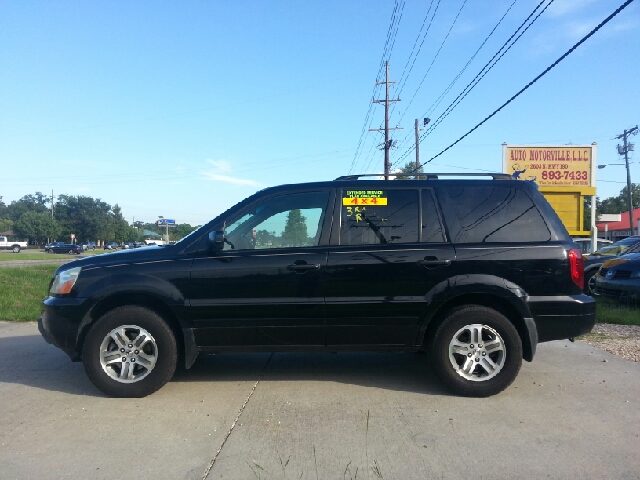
[0,333,449,397]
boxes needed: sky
[1,0,639,226]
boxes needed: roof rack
[334,173,513,181]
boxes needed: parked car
[104,242,119,250]
[81,242,96,250]
[46,243,83,255]
[39,173,595,398]
[571,237,612,254]
[44,242,65,253]
[583,236,640,295]
[594,252,640,305]
[0,236,28,253]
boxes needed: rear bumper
[527,294,596,342]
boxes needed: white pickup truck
[0,236,28,253]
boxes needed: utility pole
[615,126,638,234]
[370,62,401,180]
[415,117,430,177]
[51,190,54,217]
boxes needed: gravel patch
[581,323,640,363]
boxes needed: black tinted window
[340,189,419,245]
[421,189,445,243]
[448,186,550,243]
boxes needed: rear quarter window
[445,186,551,243]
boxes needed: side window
[223,191,330,250]
[340,189,419,245]
[421,189,445,243]
[448,186,551,243]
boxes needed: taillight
[568,248,584,290]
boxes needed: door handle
[417,257,451,267]
[287,263,320,272]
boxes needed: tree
[54,195,113,241]
[7,192,50,221]
[395,161,426,180]
[280,210,308,246]
[14,211,61,244]
[0,218,13,234]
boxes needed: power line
[403,0,637,172]
[391,0,524,164]
[350,0,405,173]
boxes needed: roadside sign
[157,219,176,227]
[503,143,597,236]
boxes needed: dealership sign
[503,145,595,188]
[503,144,597,236]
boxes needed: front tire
[82,306,177,397]
[430,305,522,397]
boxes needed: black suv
[38,174,595,398]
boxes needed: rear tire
[430,305,522,397]
[82,306,177,397]
[12,245,20,253]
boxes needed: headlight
[50,267,82,295]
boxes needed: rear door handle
[287,263,320,272]
[417,257,451,267]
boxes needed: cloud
[200,159,261,186]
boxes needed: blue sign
[157,219,176,226]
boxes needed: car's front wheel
[430,305,522,397]
[82,306,177,397]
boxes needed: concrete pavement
[1,321,638,479]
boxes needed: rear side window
[340,189,419,245]
[447,186,551,243]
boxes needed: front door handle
[417,256,451,268]
[287,262,320,273]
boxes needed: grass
[594,297,640,326]
[0,265,58,321]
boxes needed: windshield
[590,238,639,257]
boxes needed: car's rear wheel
[12,245,20,253]
[430,305,522,397]
[82,306,177,397]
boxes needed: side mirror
[208,231,225,252]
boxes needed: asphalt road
[1,321,639,480]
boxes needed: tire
[12,245,20,253]
[585,271,597,296]
[82,306,177,398]
[68,249,75,255]
[430,305,522,397]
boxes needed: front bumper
[38,296,92,361]
[594,277,640,301]
[527,294,596,342]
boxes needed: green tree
[280,210,308,246]
[54,195,113,241]
[0,217,13,234]
[395,161,426,180]
[14,211,61,245]
[7,192,50,221]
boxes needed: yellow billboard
[503,145,594,187]
[502,144,597,236]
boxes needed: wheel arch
[77,293,186,363]
[421,293,535,362]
